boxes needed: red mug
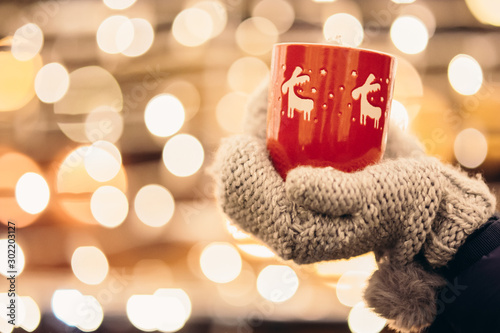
[266,43,397,179]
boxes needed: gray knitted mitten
[214,82,496,332]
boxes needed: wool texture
[214,81,497,331]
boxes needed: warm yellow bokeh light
[336,271,371,307]
[448,54,483,96]
[71,246,109,285]
[35,62,70,103]
[162,134,204,177]
[90,186,128,227]
[393,57,424,120]
[97,15,134,54]
[122,18,155,57]
[257,265,299,303]
[85,107,124,143]
[0,239,25,277]
[11,23,43,61]
[235,17,278,55]
[103,0,136,10]
[154,288,192,322]
[0,151,43,227]
[252,0,295,34]
[390,16,428,54]
[164,80,200,121]
[390,100,409,131]
[134,184,175,227]
[323,13,363,47]
[84,141,122,182]
[236,244,275,258]
[193,1,228,38]
[200,242,242,283]
[15,172,50,215]
[227,57,269,94]
[216,92,249,133]
[145,94,185,137]
[454,128,488,169]
[172,8,213,47]
[348,301,387,333]
[55,66,123,142]
[52,290,103,331]
[315,253,377,277]
[0,52,41,112]
[226,220,251,240]
[127,292,190,332]
[18,296,41,332]
[391,0,415,3]
[465,0,500,26]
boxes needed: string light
[454,128,488,169]
[144,94,185,137]
[200,242,242,283]
[34,63,70,103]
[90,186,129,227]
[15,172,50,215]
[465,0,500,26]
[256,265,299,303]
[134,184,175,227]
[323,13,364,47]
[448,54,483,96]
[71,246,109,285]
[11,23,44,61]
[172,8,214,47]
[162,134,204,177]
[348,301,387,333]
[122,18,155,57]
[97,16,134,54]
[52,290,103,331]
[84,141,122,182]
[390,16,429,54]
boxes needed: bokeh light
[448,54,483,95]
[54,66,123,143]
[90,186,129,227]
[252,0,295,34]
[390,16,429,54]
[400,4,436,38]
[256,265,299,303]
[15,172,50,215]
[465,0,500,26]
[0,239,25,277]
[0,151,44,227]
[134,184,175,227]
[336,271,371,307]
[52,290,103,331]
[172,8,213,47]
[85,108,124,143]
[56,146,128,225]
[315,253,377,277]
[11,23,44,61]
[154,288,192,321]
[96,15,134,54]
[393,57,424,120]
[216,92,249,133]
[390,100,409,131]
[162,134,204,177]
[19,296,41,332]
[122,18,155,57]
[127,291,191,332]
[323,13,363,47]
[164,80,200,121]
[192,1,228,38]
[144,94,185,137]
[236,244,275,258]
[34,63,70,103]
[391,0,416,4]
[104,0,136,10]
[84,141,122,182]
[0,53,41,112]
[200,242,242,283]
[348,301,387,333]
[235,17,278,55]
[71,246,109,285]
[454,128,488,169]
[217,265,256,306]
[227,57,269,94]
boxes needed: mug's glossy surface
[267,43,397,179]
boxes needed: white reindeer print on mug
[351,73,383,129]
[281,66,314,121]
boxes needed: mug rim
[273,42,396,59]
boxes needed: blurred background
[0,0,500,332]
